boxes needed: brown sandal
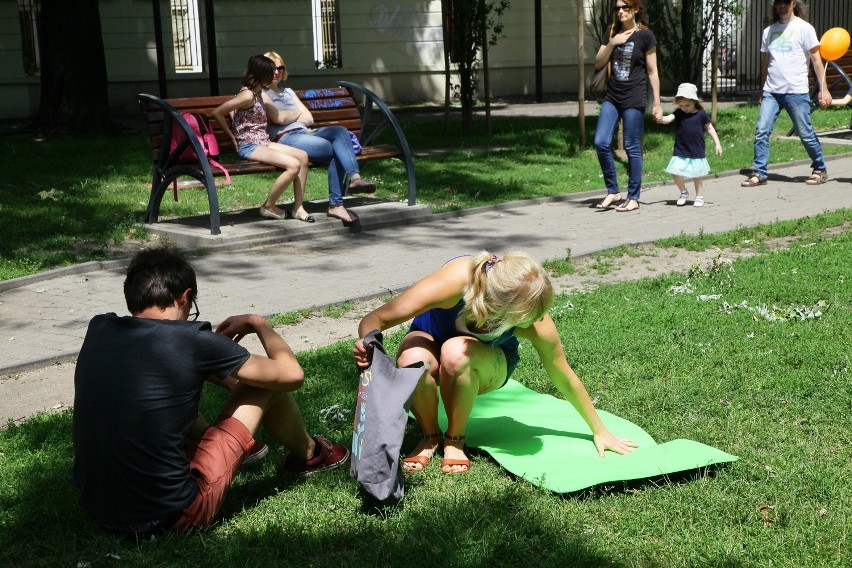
[740,174,767,187]
[805,170,827,185]
[440,434,471,474]
[402,432,442,471]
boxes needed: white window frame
[170,0,203,73]
[311,0,342,69]
[17,0,41,76]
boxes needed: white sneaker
[676,192,688,206]
[693,196,704,207]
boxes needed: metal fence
[707,0,850,94]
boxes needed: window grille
[311,0,342,69]
[17,0,40,75]
[170,0,203,73]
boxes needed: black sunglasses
[773,0,792,4]
[274,65,286,72]
[614,4,634,12]
[188,299,200,322]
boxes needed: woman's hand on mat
[593,430,638,457]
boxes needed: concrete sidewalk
[1,153,851,423]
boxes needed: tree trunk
[36,0,115,136]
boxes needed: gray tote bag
[350,331,429,504]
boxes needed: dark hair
[611,1,650,33]
[241,54,275,90]
[123,246,197,315]
[771,0,807,23]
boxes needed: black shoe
[348,178,376,194]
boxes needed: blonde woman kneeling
[353,251,637,474]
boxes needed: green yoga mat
[434,379,737,493]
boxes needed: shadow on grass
[0,344,635,568]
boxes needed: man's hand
[216,314,267,343]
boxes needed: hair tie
[484,255,500,272]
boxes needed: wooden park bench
[137,81,416,234]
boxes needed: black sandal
[327,207,359,226]
[596,193,624,209]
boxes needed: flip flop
[348,178,376,194]
[596,193,623,209]
[327,208,359,226]
[615,199,640,212]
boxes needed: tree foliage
[644,0,745,88]
[444,0,510,135]
[587,0,745,92]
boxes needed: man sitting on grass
[72,246,348,535]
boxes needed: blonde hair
[461,251,553,338]
[263,51,284,66]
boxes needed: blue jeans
[753,92,825,178]
[278,125,360,206]
[594,101,646,200]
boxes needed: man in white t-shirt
[741,0,830,187]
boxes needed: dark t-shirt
[604,28,657,108]
[672,109,711,159]
[72,313,250,525]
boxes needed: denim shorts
[237,143,260,160]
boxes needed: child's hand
[715,143,723,156]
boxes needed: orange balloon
[819,27,850,62]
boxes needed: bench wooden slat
[297,87,351,100]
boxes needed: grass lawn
[1,104,850,281]
[1,220,849,567]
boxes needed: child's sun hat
[675,83,700,102]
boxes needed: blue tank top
[410,298,519,351]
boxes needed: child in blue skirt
[657,83,722,207]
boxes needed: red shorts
[170,416,254,533]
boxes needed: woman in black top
[593,1,662,212]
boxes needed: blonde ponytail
[461,251,554,337]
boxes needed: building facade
[0,0,582,118]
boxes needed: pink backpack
[169,112,231,196]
